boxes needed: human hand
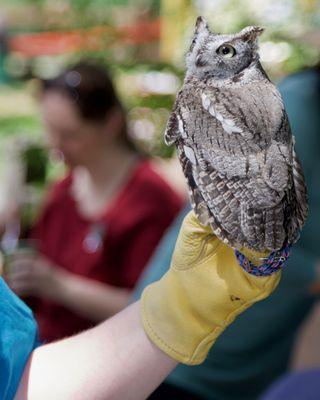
[6,252,62,300]
[141,211,281,365]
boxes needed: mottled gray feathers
[166,17,308,251]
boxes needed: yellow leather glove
[141,211,281,365]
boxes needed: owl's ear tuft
[194,16,211,35]
[238,26,264,42]
[188,16,211,54]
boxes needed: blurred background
[0,0,320,380]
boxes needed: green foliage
[22,145,48,184]
[0,116,41,138]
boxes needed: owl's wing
[292,148,308,228]
[164,106,180,145]
[188,159,287,250]
[200,83,287,149]
[164,90,187,146]
[175,84,306,250]
[186,144,291,250]
[196,85,293,192]
[164,103,213,224]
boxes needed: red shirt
[30,159,183,342]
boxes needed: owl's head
[186,17,264,80]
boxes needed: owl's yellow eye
[217,44,236,58]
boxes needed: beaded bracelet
[234,244,291,277]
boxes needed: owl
[165,16,308,252]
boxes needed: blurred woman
[6,61,183,343]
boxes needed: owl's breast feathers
[165,77,308,251]
[167,78,291,186]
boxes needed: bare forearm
[15,302,177,400]
[53,269,131,321]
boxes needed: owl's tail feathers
[281,149,309,248]
[240,204,286,252]
[265,205,286,250]
[191,189,211,226]
[164,110,180,146]
[240,205,264,250]
[292,149,308,230]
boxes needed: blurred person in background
[131,64,320,400]
[5,61,183,343]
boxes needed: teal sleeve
[0,278,39,399]
[281,245,318,290]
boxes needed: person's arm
[15,211,280,399]
[48,211,182,320]
[15,302,177,400]
[49,212,181,320]
[6,256,131,322]
[51,268,132,321]
[8,210,180,321]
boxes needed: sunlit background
[0,0,319,228]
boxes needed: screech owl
[165,16,308,252]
